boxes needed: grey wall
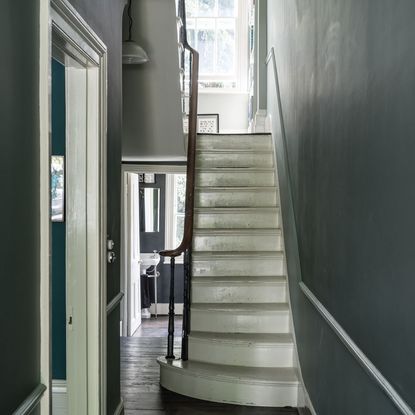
[122,0,185,162]
[0,1,41,413]
[266,2,415,414]
[66,0,127,411]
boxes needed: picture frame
[51,155,65,222]
[183,113,220,134]
[197,113,220,133]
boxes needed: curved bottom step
[158,357,304,407]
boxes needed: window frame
[186,0,249,92]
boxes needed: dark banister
[159,0,199,361]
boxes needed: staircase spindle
[166,256,176,359]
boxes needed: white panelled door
[126,172,141,336]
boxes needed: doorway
[121,165,186,338]
[43,0,108,413]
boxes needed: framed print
[51,155,65,222]
[183,113,220,134]
[197,113,219,134]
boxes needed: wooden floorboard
[121,317,299,415]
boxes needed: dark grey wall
[267,1,415,414]
[0,1,40,413]
[139,175,184,304]
[67,0,127,411]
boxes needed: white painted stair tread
[194,186,278,208]
[191,302,289,312]
[192,251,285,277]
[195,186,278,192]
[193,229,282,253]
[194,228,281,235]
[192,275,286,284]
[197,134,272,150]
[194,207,279,213]
[192,250,284,259]
[189,331,293,346]
[158,358,299,384]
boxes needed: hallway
[120,317,299,414]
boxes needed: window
[186,0,248,90]
[165,174,187,263]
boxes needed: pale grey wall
[122,0,184,162]
[197,92,249,133]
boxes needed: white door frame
[120,164,185,337]
[39,0,108,413]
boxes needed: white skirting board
[149,303,183,315]
[52,380,67,415]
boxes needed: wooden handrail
[159,0,199,259]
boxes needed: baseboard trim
[52,380,67,415]
[113,398,124,415]
[300,282,414,415]
[149,303,183,315]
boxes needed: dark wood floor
[121,316,299,415]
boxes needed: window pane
[216,21,235,74]
[218,0,236,17]
[197,24,215,73]
[175,175,186,213]
[198,0,216,17]
[186,0,197,17]
[175,215,184,246]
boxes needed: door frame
[120,164,186,337]
[39,0,108,413]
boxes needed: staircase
[158,133,304,407]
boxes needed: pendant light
[122,0,149,65]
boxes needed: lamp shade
[122,40,149,64]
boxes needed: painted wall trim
[300,282,414,415]
[39,0,51,413]
[107,292,125,315]
[12,384,47,415]
[113,398,124,415]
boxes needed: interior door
[126,172,142,335]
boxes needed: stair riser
[196,153,273,168]
[193,233,282,252]
[188,339,294,368]
[192,284,287,303]
[195,189,278,208]
[197,135,272,151]
[159,363,301,407]
[194,210,279,229]
[191,309,290,333]
[192,257,284,277]
[196,171,275,187]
